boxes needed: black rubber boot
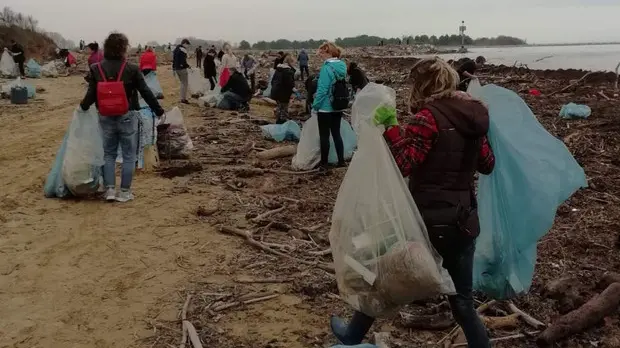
[330,311,375,345]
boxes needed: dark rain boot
[330,311,375,345]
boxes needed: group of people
[74,31,494,346]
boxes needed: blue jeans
[100,112,138,190]
[217,91,247,110]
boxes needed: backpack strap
[96,61,127,82]
[116,61,127,82]
[96,63,107,82]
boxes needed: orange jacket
[139,50,157,71]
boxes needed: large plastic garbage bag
[41,61,59,78]
[188,69,207,97]
[61,107,105,197]
[157,107,194,159]
[559,103,591,119]
[260,120,301,142]
[198,86,223,106]
[330,121,454,317]
[144,71,163,98]
[467,80,587,299]
[116,109,157,169]
[2,78,36,98]
[0,48,17,77]
[291,114,357,170]
[351,83,396,134]
[25,59,41,78]
[44,133,71,198]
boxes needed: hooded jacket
[203,49,217,77]
[221,70,252,102]
[410,97,490,233]
[139,50,157,71]
[88,50,104,66]
[348,63,369,91]
[312,58,347,112]
[172,44,190,70]
[270,63,296,103]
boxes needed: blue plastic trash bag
[26,59,41,78]
[44,132,71,198]
[468,83,587,299]
[260,120,301,142]
[331,345,377,348]
[559,103,591,119]
[144,71,163,98]
[2,78,36,98]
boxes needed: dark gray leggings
[317,111,344,165]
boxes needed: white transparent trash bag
[0,48,17,77]
[188,69,207,97]
[350,83,396,134]
[330,88,454,318]
[61,108,104,196]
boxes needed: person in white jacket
[219,44,238,87]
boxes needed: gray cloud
[5,0,620,45]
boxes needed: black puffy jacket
[270,64,296,103]
[172,45,190,71]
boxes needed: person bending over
[217,67,251,111]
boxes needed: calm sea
[432,44,620,72]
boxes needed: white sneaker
[115,190,134,203]
[104,188,116,202]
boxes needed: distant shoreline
[437,42,620,49]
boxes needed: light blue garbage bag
[260,120,301,142]
[44,132,71,198]
[117,109,156,169]
[330,118,357,164]
[559,103,591,120]
[331,345,377,348]
[468,83,587,299]
[26,59,41,78]
[144,71,163,98]
[2,78,36,98]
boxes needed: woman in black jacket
[348,62,369,94]
[203,46,218,90]
[270,54,296,123]
[79,32,165,203]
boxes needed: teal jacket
[312,58,347,112]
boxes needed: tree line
[238,34,526,50]
[1,7,75,49]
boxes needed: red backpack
[96,61,129,116]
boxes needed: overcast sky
[5,0,620,45]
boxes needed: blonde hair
[224,43,232,54]
[408,57,459,111]
[283,53,296,66]
[318,41,342,58]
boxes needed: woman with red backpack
[79,33,165,203]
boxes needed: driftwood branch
[212,294,280,312]
[453,332,540,347]
[256,145,297,160]
[549,71,597,96]
[508,302,547,329]
[179,294,191,348]
[219,226,334,272]
[537,282,620,346]
[183,321,203,348]
[251,206,286,223]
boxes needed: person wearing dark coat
[203,46,218,90]
[305,73,318,115]
[270,54,296,123]
[273,51,284,69]
[217,67,251,111]
[217,49,225,61]
[9,40,25,77]
[456,58,477,92]
[348,62,369,94]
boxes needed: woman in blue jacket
[312,42,347,169]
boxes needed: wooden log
[256,145,297,160]
[508,302,547,329]
[399,312,454,330]
[537,283,620,346]
[482,313,520,329]
[597,272,620,290]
